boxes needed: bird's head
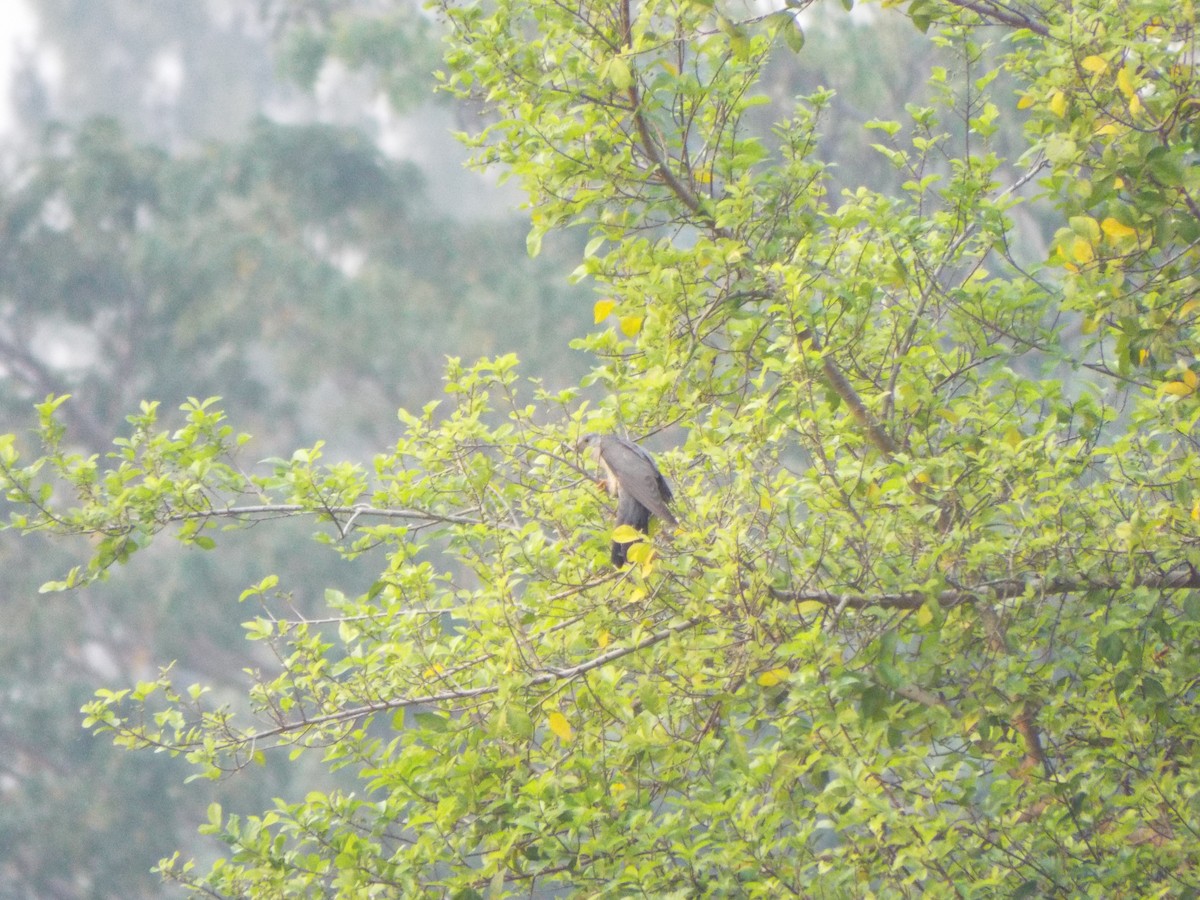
[575,433,603,458]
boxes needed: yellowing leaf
[1101,217,1137,240]
[1160,380,1195,397]
[1138,348,1150,366]
[1185,369,1199,390]
[1095,121,1122,136]
[1128,92,1142,116]
[612,524,643,543]
[915,603,935,627]
[627,541,655,569]
[1049,90,1067,118]
[1117,66,1135,98]
[1081,316,1100,335]
[593,298,616,323]
[1072,237,1094,263]
[619,315,644,336]
[1179,298,1200,318]
[756,667,790,687]
[547,711,573,742]
[1192,498,1200,522]
[597,629,611,649]
[1003,426,1023,448]
[423,663,445,679]
[1081,55,1108,74]
[1017,93,1036,110]
[1070,215,1101,242]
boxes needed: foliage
[4,0,1200,895]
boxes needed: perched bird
[577,433,677,566]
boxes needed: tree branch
[165,503,494,530]
[771,565,1200,610]
[193,617,704,753]
[937,0,1051,37]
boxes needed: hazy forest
[2,0,1199,897]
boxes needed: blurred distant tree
[1,5,591,896]
[25,0,280,143]
[0,108,591,894]
[0,116,588,451]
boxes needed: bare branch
[772,565,1200,610]
[165,503,494,529]
[209,616,703,750]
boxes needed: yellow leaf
[1179,298,1200,318]
[1003,427,1023,448]
[1072,237,1094,263]
[1117,65,1135,98]
[1049,90,1067,118]
[1081,55,1108,74]
[915,604,935,627]
[627,541,655,569]
[597,629,611,649]
[619,315,643,336]
[1183,369,1198,390]
[1113,176,1125,190]
[1192,498,1200,522]
[593,298,616,323]
[1138,348,1150,366]
[1128,92,1142,116]
[423,663,444,680]
[1160,381,1194,397]
[1017,93,1036,110]
[1101,217,1137,240]
[548,711,573,742]
[756,667,790,687]
[1081,316,1100,335]
[796,600,825,617]
[612,524,643,543]
[1095,121,1122,136]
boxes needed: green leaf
[608,57,633,91]
[1097,631,1124,665]
[771,12,805,53]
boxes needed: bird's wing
[599,437,678,526]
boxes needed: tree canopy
[4,0,1200,895]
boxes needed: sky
[0,0,36,136]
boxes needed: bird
[577,433,677,566]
